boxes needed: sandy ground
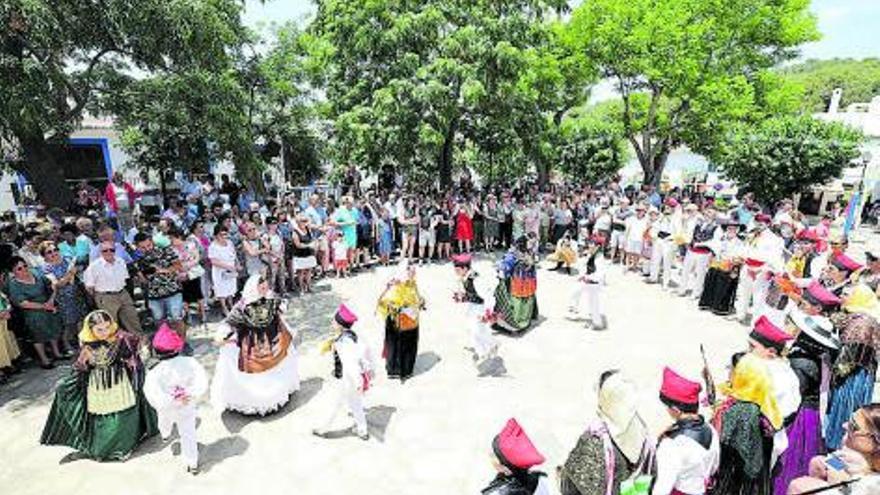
[0,253,803,494]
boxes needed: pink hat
[755,213,772,224]
[802,281,842,310]
[831,253,862,274]
[750,315,793,352]
[493,418,545,470]
[335,304,358,328]
[152,322,184,354]
[452,253,472,268]
[659,367,702,412]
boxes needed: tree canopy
[0,0,251,206]
[566,0,819,186]
[780,58,880,113]
[1,0,863,205]
[305,0,591,188]
[714,115,863,204]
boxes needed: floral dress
[43,260,88,327]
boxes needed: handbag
[188,264,206,280]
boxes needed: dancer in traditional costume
[825,285,880,450]
[567,235,607,330]
[482,418,552,495]
[772,311,839,495]
[820,252,862,297]
[679,205,719,300]
[40,310,158,461]
[712,352,781,495]
[453,254,498,363]
[313,304,376,441]
[377,261,424,381]
[748,316,802,469]
[648,204,676,288]
[799,280,842,316]
[144,323,208,474]
[210,274,300,415]
[547,231,578,274]
[493,236,538,333]
[734,214,785,325]
[655,367,720,495]
[698,219,744,316]
[559,370,653,495]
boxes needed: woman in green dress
[7,255,64,369]
[493,236,539,333]
[41,310,158,461]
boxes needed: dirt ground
[0,251,821,494]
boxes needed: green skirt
[40,373,158,461]
[493,279,538,333]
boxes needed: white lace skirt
[210,342,300,416]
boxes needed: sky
[243,0,880,61]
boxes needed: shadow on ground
[220,377,324,435]
[411,352,441,378]
[284,288,343,350]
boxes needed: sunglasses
[44,248,58,254]
[101,248,115,253]
[13,264,27,271]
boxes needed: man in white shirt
[734,214,785,325]
[84,241,142,333]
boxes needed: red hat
[830,253,862,273]
[152,322,184,354]
[749,315,794,352]
[334,304,358,328]
[802,281,842,311]
[659,367,701,412]
[493,418,545,470]
[755,213,772,224]
[452,253,472,268]
[664,198,679,208]
[796,229,821,243]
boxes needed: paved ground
[0,253,780,494]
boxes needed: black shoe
[40,361,55,370]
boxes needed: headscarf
[596,371,649,464]
[843,284,880,319]
[377,263,422,319]
[78,309,119,344]
[719,353,783,429]
[240,273,265,306]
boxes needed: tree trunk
[438,116,458,189]
[15,134,73,208]
[537,161,549,188]
[641,147,670,188]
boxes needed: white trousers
[157,405,198,469]
[569,283,603,325]
[319,379,367,436]
[649,239,676,287]
[680,250,711,299]
[734,265,770,323]
[466,303,497,360]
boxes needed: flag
[843,189,861,239]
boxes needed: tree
[781,58,880,113]
[251,23,325,186]
[566,0,819,187]
[557,103,628,183]
[714,115,862,204]
[307,0,575,187]
[0,0,248,206]
[112,69,260,189]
